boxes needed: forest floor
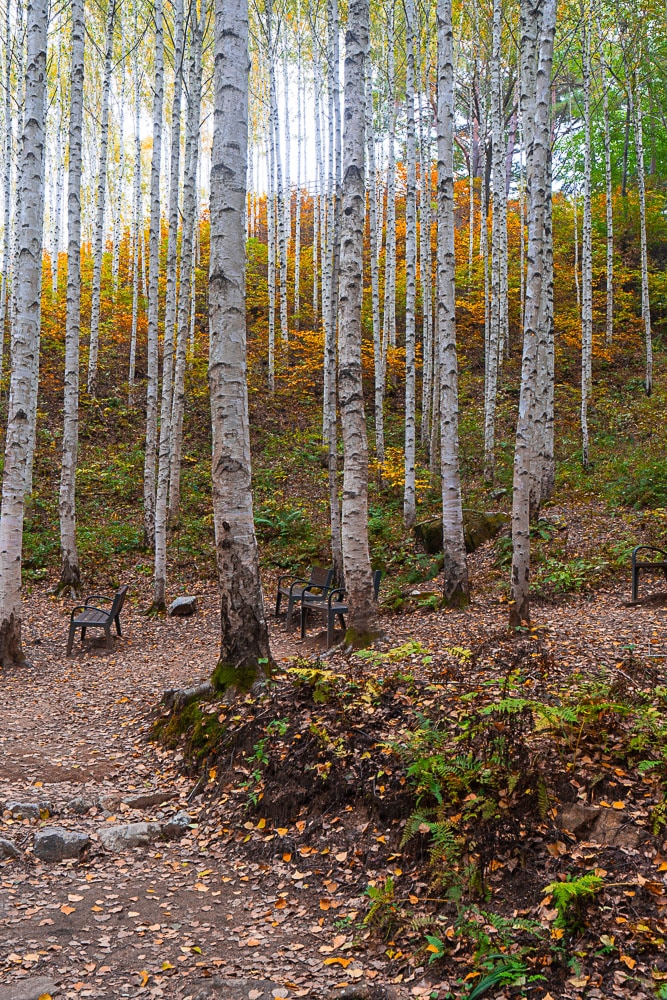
[1,532,667,1000]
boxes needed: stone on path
[0,836,21,859]
[161,810,191,838]
[66,797,94,815]
[0,977,59,1000]
[4,801,45,820]
[168,595,198,616]
[98,821,162,852]
[122,789,178,809]
[33,828,89,861]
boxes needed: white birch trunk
[630,69,652,395]
[509,0,556,628]
[128,0,142,402]
[403,0,417,527]
[57,0,84,596]
[293,24,302,327]
[437,0,469,608]
[153,0,185,609]
[112,34,126,296]
[367,70,384,466]
[169,7,203,527]
[0,0,48,666]
[0,0,13,381]
[268,15,288,345]
[382,4,397,354]
[143,0,164,545]
[87,0,116,397]
[51,123,64,299]
[598,37,613,345]
[580,14,592,469]
[209,0,271,683]
[338,0,378,642]
[419,83,433,450]
[266,118,276,391]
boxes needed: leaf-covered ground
[1,549,667,999]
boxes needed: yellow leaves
[68,893,83,902]
[276,827,288,836]
[60,904,76,915]
[282,852,292,863]
[208,767,217,782]
[161,961,174,971]
[611,800,626,810]
[139,970,150,987]
[323,956,353,968]
[620,954,637,970]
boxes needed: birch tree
[209,0,271,685]
[630,68,652,396]
[0,0,14,381]
[437,0,469,608]
[0,0,48,667]
[143,0,165,545]
[128,0,142,401]
[580,11,592,469]
[509,0,556,628]
[57,0,85,597]
[87,0,116,397]
[153,0,185,610]
[403,0,417,528]
[338,0,378,643]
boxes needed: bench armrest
[84,593,114,605]
[71,604,110,618]
[288,577,313,596]
[328,587,347,606]
[632,545,667,562]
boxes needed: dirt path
[1,581,665,1000]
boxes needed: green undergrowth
[151,634,667,995]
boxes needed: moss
[152,700,226,762]
[211,659,262,693]
[344,626,383,650]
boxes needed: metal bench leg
[115,615,122,636]
[286,596,295,627]
[300,606,309,639]
[81,626,86,642]
[327,610,335,648]
[105,627,113,650]
[632,566,639,602]
[275,592,282,617]
[66,625,76,656]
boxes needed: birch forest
[1,0,667,992]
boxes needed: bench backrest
[110,585,129,619]
[309,566,334,590]
[372,569,382,599]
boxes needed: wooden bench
[67,586,128,655]
[300,570,382,647]
[274,566,334,626]
[632,546,667,602]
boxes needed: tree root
[161,681,215,713]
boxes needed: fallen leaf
[60,905,76,915]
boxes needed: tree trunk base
[54,557,82,599]
[0,613,31,669]
[161,680,214,713]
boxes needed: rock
[161,810,191,839]
[33,828,89,862]
[560,802,601,835]
[4,801,46,821]
[99,792,122,811]
[560,803,647,850]
[0,837,21,859]
[327,988,399,1000]
[168,595,198,617]
[122,789,178,809]
[0,976,59,999]
[98,821,162,852]
[67,797,94,815]
[191,981,297,1000]
[415,509,509,555]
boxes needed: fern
[544,873,604,929]
[468,957,530,999]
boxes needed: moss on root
[152,701,226,762]
[211,659,267,693]
[344,627,383,650]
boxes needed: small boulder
[0,976,59,1000]
[67,797,94,815]
[560,802,600,836]
[122,789,177,810]
[168,595,198,617]
[0,837,21,859]
[161,810,191,839]
[414,510,508,555]
[98,821,162,853]
[99,792,122,811]
[4,801,45,821]
[34,828,89,862]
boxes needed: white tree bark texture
[338,0,378,642]
[403,0,417,528]
[437,0,469,609]
[509,0,556,628]
[87,0,116,397]
[209,0,271,683]
[57,0,85,597]
[0,0,48,667]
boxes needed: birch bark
[209,0,271,685]
[403,0,417,528]
[382,0,396,354]
[57,0,85,597]
[0,0,48,667]
[580,12,592,469]
[153,0,185,610]
[338,0,378,643]
[128,0,142,402]
[0,0,13,381]
[169,6,203,527]
[509,0,556,628]
[143,0,164,545]
[437,0,469,608]
[630,69,652,396]
[599,40,613,345]
[87,0,116,397]
[366,70,384,466]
